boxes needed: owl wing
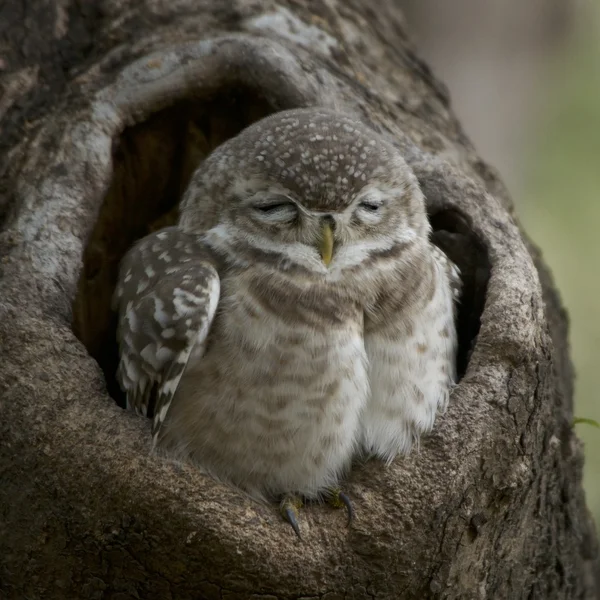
[112,227,220,445]
[362,244,460,461]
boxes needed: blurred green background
[404,0,600,528]
[521,4,600,527]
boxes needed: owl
[113,108,460,536]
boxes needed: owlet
[113,108,460,535]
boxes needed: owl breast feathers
[113,108,460,501]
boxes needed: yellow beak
[319,222,334,266]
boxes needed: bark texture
[0,1,598,599]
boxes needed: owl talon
[338,491,354,527]
[280,496,303,539]
[327,487,354,527]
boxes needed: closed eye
[255,203,292,213]
[251,199,298,223]
[354,199,386,224]
[359,201,382,211]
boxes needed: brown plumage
[113,108,460,523]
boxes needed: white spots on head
[199,109,409,214]
[124,272,132,283]
[156,231,168,240]
[162,327,176,339]
[145,265,156,278]
[158,251,171,262]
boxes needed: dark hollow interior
[72,90,490,408]
[430,210,490,378]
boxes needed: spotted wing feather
[112,226,220,445]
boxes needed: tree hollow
[0,19,597,600]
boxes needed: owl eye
[251,199,298,223]
[255,203,291,213]
[359,201,382,212]
[355,199,385,224]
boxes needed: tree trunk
[0,1,597,599]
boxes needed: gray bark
[0,1,598,599]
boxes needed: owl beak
[319,221,334,266]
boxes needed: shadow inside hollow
[430,208,490,379]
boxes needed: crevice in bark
[72,87,276,405]
[430,208,489,379]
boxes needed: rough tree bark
[0,1,598,599]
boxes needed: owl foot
[280,495,304,539]
[326,487,354,527]
[279,489,353,538]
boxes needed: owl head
[179,108,430,274]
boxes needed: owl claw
[338,491,354,527]
[280,496,303,539]
[327,487,354,527]
[279,490,353,537]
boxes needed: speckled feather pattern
[113,108,460,501]
[112,228,220,441]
